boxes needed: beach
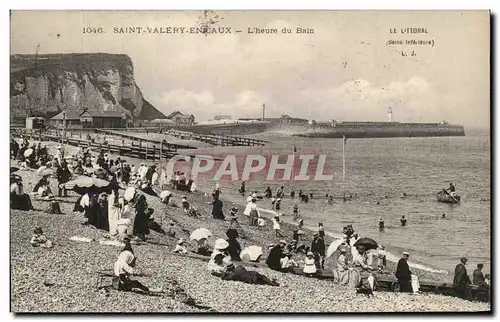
[10,139,490,312]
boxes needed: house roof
[51,110,83,120]
[51,109,124,120]
[179,114,194,119]
[167,111,183,119]
[84,110,124,118]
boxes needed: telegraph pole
[62,111,67,158]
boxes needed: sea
[176,130,491,277]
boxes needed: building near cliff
[50,109,125,129]
[214,115,232,121]
[166,111,195,126]
[10,53,167,125]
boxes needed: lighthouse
[261,104,266,121]
[388,107,393,122]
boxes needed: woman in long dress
[133,194,150,241]
[335,246,350,285]
[350,245,376,292]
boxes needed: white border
[2,1,498,322]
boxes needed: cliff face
[10,53,166,123]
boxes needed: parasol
[326,239,345,258]
[24,149,33,157]
[240,246,263,262]
[64,176,114,194]
[353,237,379,250]
[214,238,229,250]
[189,228,212,241]
[124,187,137,202]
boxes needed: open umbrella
[240,246,263,262]
[24,149,33,157]
[64,176,114,194]
[190,228,212,241]
[124,187,137,202]
[326,239,345,258]
[353,237,379,250]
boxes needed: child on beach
[303,252,317,277]
[257,218,266,230]
[275,198,282,215]
[229,206,238,225]
[172,239,188,254]
[272,216,284,237]
[181,196,190,213]
[30,228,53,248]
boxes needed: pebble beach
[10,140,490,313]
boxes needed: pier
[11,128,179,161]
[166,129,268,146]
[94,129,196,150]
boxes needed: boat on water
[436,190,461,203]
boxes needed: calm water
[179,132,491,276]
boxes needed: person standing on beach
[311,233,326,269]
[272,216,284,237]
[56,160,71,197]
[264,186,272,198]
[400,215,407,227]
[293,204,299,220]
[318,222,325,238]
[274,198,282,215]
[395,252,412,292]
[453,257,472,300]
[276,186,284,199]
[239,181,246,196]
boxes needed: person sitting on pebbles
[172,238,188,254]
[160,190,172,205]
[44,195,62,215]
[229,206,239,226]
[207,239,231,276]
[181,196,190,213]
[197,238,211,256]
[221,262,279,287]
[113,238,150,293]
[257,217,266,230]
[166,221,176,238]
[30,228,53,248]
[266,240,290,272]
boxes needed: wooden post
[152,144,155,161]
[145,131,149,160]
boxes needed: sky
[10,10,490,128]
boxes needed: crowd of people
[10,136,490,301]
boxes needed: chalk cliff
[10,53,165,123]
